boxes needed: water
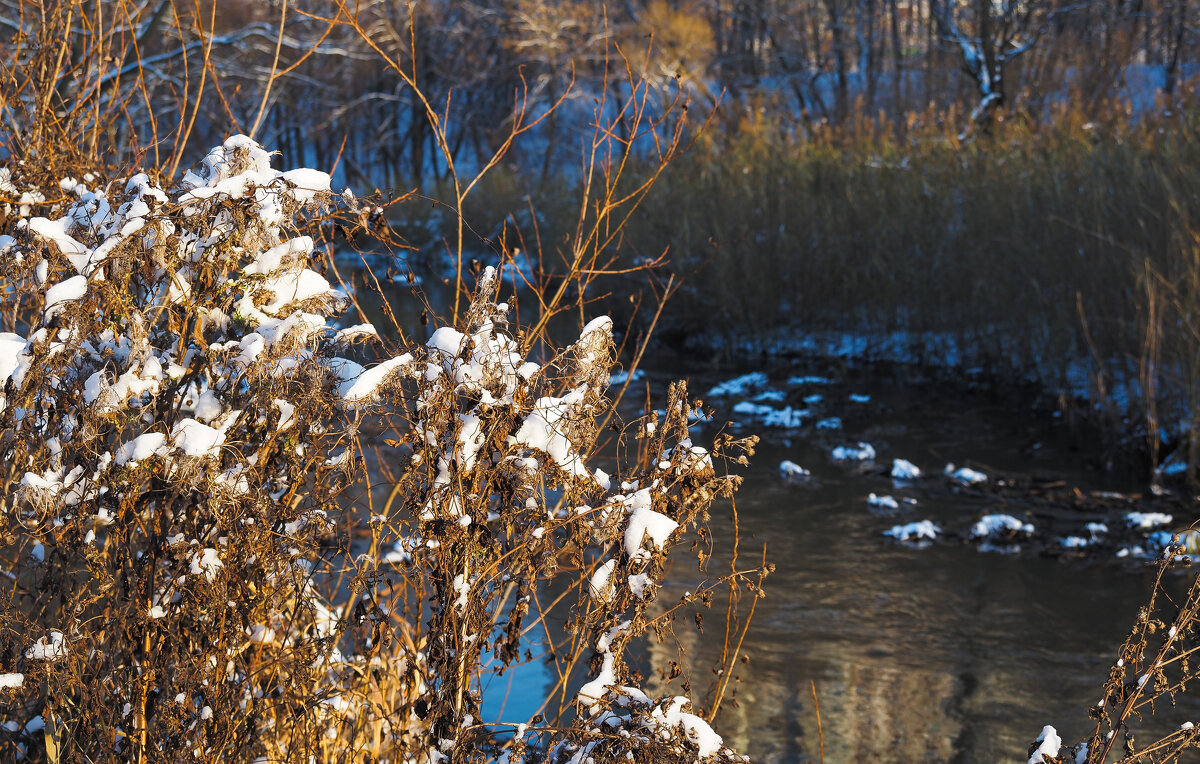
[621,362,1196,763]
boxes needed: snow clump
[891,458,922,479]
[707,371,768,398]
[26,631,67,661]
[832,442,876,461]
[1028,725,1061,764]
[945,463,987,484]
[779,460,810,479]
[867,493,900,510]
[971,514,1034,538]
[1126,512,1173,529]
[884,520,940,541]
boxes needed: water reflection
[641,374,1195,763]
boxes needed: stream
[630,361,1198,763]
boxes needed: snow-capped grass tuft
[832,442,876,461]
[1126,511,1173,529]
[707,371,768,398]
[971,514,1034,539]
[891,458,922,479]
[779,460,810,479]
[732,400,809,428]
[0,130,764,764]
[945,463,988,485]
[867,493,900,510]
[884,520,940,541]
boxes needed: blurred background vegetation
[5,0,1200,475]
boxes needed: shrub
[0,136,761,763]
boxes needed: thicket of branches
[0,4,776,762]
[2,0,1194,187]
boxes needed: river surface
[626,361,1197,764]
[342,261,1199,763]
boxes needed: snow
[273,398,296,431]
[511,390,593,482]
[43,275,88,319]
[884,520,940,541]
[577,621,632,710]
[252,269,344,316]
[945,463,987,484]
[456,413,485,471]
[335,323,378,343]
[624,499,678,556]
[891,458,922,479]
[25,216,90,272]
[651,696,724,757]
[170,418,225,458]
[0,673,22,688]
[1028,725,1061,764]
[752,389,786,403]
[627,573,653,599]
[190,548,223,582]
[832,442,875,461]
[849,393,871,403]
[816,417,842,430]
[972,514,1034,538]
[762,406,808,428]
[779,460,810,478]
[787,375,831,386]
[242,237,312,276]
[1126,511,1173,529]
[868,493,900,510]
[452,575,470,613]
[280,168,332,204]
[428,326,468,357]
[339,354,413,402]
[85,359,167,414]
[724,395,811,426]
[707,372,768,398]
[0,333,27,411]
[26,631,67,661]
[1061,536,1090,548]
[0,334,24,384]
[579,315,613,339]
[732,401,773,418]
[589,559,617,601]
[114,433,168,465]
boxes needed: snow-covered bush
[0,137,762,763]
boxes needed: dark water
[636,365,1194,764]
[342,264,1197,762]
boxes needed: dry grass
[595,97,1200,476]
[0,7,768,762]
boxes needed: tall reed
[606,100,1200,475]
